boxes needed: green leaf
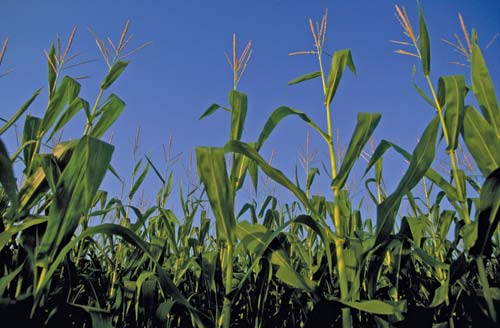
[333,299,406,315]
[412,65,436,109]
[129,162,149,200]
[271,248,316,293]
[48,97,88,141]
[89,94,125,138]
[364,139,459,202]
[428,279,449,308]
[418,6,431,76]
[0,88,41,136]
[471,167,500,256]
[288,71,321,86]
[47,44,57,98]
[225,140,311,211]
[471,31,500,135]
[38,223,204,327]
[306,168,319,191]
[71,304,113,328]
[375,116,439,246]
[41,76,81,136]
[256,106,330,150]
[324,49,356,106]
[22,115,42,171]
[438,75,466,151]
[0,139,18,216]
[195,147,236,244]
[0,217,48,251]
[37,136,114,266]
[0,264,23,295]
[198,103,230,120]
[229,90,247,141]
[462,105,500,177]
[332,112,381,190]
[100,60,129,90]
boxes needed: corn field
[0,4,499,328]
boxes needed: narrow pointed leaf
[288,71,321,86]
[256,106,330,150]
[471,31,500,135]
[438,75,466,151]
[225,140,311,211]
[471,167,500,256]
[419,6,431,76]
[37,136,114,265]
[100,60,129,90]
[90,94,125,138]
[332,112,381,189]
[195,147,236,244]
[325,49,356,106]
[462,105,500,176]
[0,88,41,136]
[0,140,18,214]
[229,90,247,141]
[41,76,81,135]
[375,116,439,246]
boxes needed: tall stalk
[306,12,352,326]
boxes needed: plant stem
[318,50,351,327]
[220,243,234,328]
[84,87,104,135]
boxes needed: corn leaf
[462,105,500,177]
[0,88,41,136]
[229,90,247,142]
[471,167,500,256]
[89,94,125,138]
[256,106,330,150]
[332,112,381,190]
[418,6,431,76]
[471,30,500,135]
[288,71,321,86]
[101,60,129,90]
[324,49,356,106]
[225,140,311,211]
[37,136,114,266]
[438,75,466,151]
[375,116,439,246]
[195,147,236,244]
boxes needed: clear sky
[1,1,499,215]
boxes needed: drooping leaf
[364,139,459,202]
[198,103,230,120]
[225,140,311,211]
[256,106,330,150]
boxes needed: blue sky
[1,0,499,215]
